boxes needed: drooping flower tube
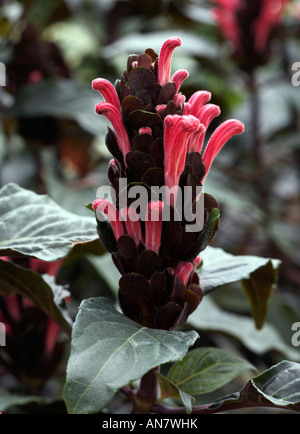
[91,37,244,330]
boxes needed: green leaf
[167,347,255,396]
[8,78,107,136]
[63,297,199,414]
[198,246,281,295]
[198,246,281,328]
[195,208,220,254]
[188,298,300,361]
[0,388,53,413]
[207,361,300,413]
[248,361,300,409]
[156,372,194,415]
[0,183,98,261]
[0,259,72,335]
[242,260,279,330]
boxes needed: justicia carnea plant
[212,0,289,72]
[92,37,244,331]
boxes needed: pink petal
[171,69,189,93]
[93,199,125,241]
[158,38,182,86]
[44,319,60,355]
[145,201,164,255]
[120,207,144,248]
[202,119,244,181]
[95,102,131,161]
[164,115,201,205]
[187,124,206,154]
[189,104,221,154]
[92,78,121,109]
[175,262,194,286]
[187,91,211,118]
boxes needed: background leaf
[8,79,107,136]
[167,347,254,396]
[198,246,281,295]
[188,297,300,361]
[208,361,300,413]
[156,372,194,414]
[63,297,199,414]
[242,260,280,330]
[0,183,98,261]
[0,259,72,334]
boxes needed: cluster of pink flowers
[92,38,244,329]
[212,0,289,70]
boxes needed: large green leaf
[198,246,281,295]
[0,259,72,334]
[0,388,53,413]
[7,78,107,136]
[198,246,281,329]
[188,298,300,361]
[167,347,254,396]
[63,297,199,414]
[207,361,300,413]
[0,183,98,261]
[242,260,279,330]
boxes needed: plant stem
[248,72,269,215]
[131,368,159,414]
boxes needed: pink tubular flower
[164,114,201,206]
[95,102,131,162]
[93,199,125,241]
[254,0,289,53]
[175,262,194,286]
[192,256,202,270]
[44,319,61,355]
[212,0,289,71]
[158,37,182,86]
[171,69,189,93]
[92,78,121,109]
[202,119,245,181]
[184,91,212,117]
[145,201,164,255]
[212,0,242,53]
[187,124,206,154]
[120,207,143,248]
[188,104,221,155]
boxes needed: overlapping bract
[92,38,244,330]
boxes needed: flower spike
[95,102,131,161]
[202,119,245,181]
[158,37,182,86]
[93,199,125,241]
